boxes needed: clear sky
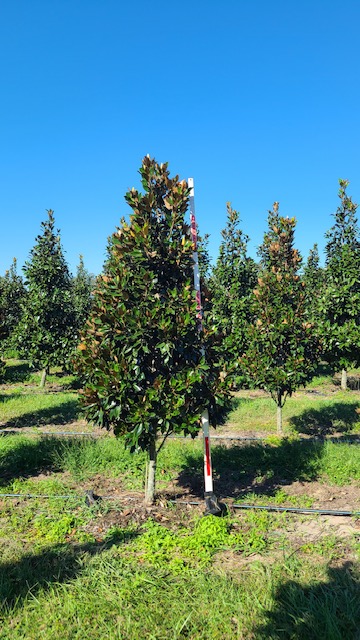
[1,0,359,276]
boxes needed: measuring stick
[188,178,214,496]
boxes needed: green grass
[2,435,360,504]
[2,359,79,388]
[1,361,360,638]
[0,391,81,428]
[228,392,360,435]
[0,533,359,639]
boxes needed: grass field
[1,361,360,638]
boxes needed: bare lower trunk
[341,368,348,391]
[145,438,157,505]
[277,400,283,436]
[39,366,49,388]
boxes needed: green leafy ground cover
[1,363,360,638]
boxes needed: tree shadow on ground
[0,436,83,485]
[230,396,254,411]
[0,398,81,429]
[290,402,360,437]
[0,530,139,611]
[0,393,21,403]
[176,439,324,499]
[253,561,360,639]
[3,361,32,383]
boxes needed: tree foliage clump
[302,243,324,325]
[72,255,94,336]
[209,203,257,383]
[241,203,321,433]
[0,258,26,378]
[15,210,77,386]
[76,157,231,503]
[320,180,360,389]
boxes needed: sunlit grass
[227,391,360,435]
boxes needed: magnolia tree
[241,204,321,434]
[0,258,26,379]
[210,203,257,384]
[76,157,231,504]
[15,210,77,386]
[72,255,94,335]
[320,180,360,390]
[302,243,324,326]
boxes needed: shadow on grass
[0,398,81,429]
[254,561,360,639]
[315,362,335,378]
[0,530,139,610]
[230,397,254,411]
[290,402,360,436]
[0,437,65,484]
[0,393,21,403]
[3,361,32,383]
[333,375,360,391]
[0,435,100,485]
[177,439,324,499]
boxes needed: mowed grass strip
[0,536,359,640]
[228,391,360,435]
[2,435,360,494]
[0,391,81,429]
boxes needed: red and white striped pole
[188,178,221,515]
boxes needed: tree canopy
[15,210,77,386]
[320,180,360,388]
[76,157,231,503]
[241,204,320,433]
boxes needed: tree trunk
[341,368,348,391]
[277,397,283,435]
[145,438,157,505]
[39,366,49,388]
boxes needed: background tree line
[0,167,359,444]
[0,211,94,386]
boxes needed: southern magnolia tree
[0,258,26,379]
[0,258,26,346]
[15,210,77,386]
[76,157,231,504]
[210,203,257,384]
[241,204,320,434]
[321,180,360,390]
[72,255,94,335]
[302,243,325,329]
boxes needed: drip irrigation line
[0,430,100,437]
[1,430,360,448]
[173,500,360,517]
[0,491,359,517]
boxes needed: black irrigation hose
[0,491,359,517]
[2,430,360,444]
[173,500,360,517]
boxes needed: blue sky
[1,0,359,276]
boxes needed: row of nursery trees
[1,157,359,502]
[0,211,94,386]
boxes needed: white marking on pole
[188,177,214,495]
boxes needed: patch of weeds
[55,437,146,486]
[33,509,94,544]
[320,441,360,485]
[3,477,69,495]
[103,525,138,545]
[133,514,268,572]
[235,489,314,509]
[300,535,341,560]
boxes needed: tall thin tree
[76,157,231,504]
[15,210,76,386]
[321,179,360,390]
[210,203,257,384]
[241,204,320,433]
